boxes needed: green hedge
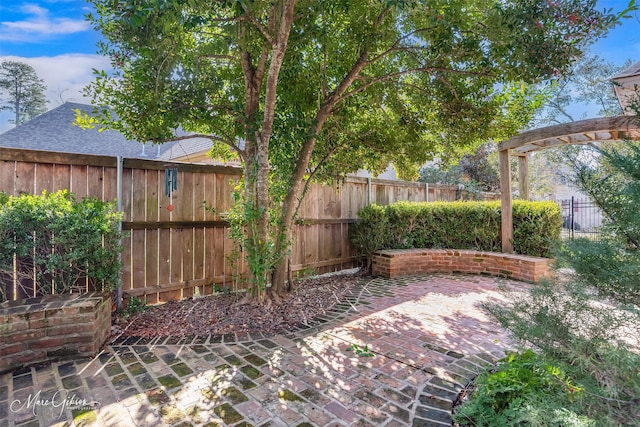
[0,190,123,302]
[350,200,560,261]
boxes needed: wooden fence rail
[0,148,497,304]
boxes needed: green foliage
[453,350,596,427]
[350,200,560,257]
[82,0,628,294]
[512,200,563,257]
[347,343,375,358]
[481,277,640,425]
[348,204,389,271]
[537,54,632,125]
[0,60,47,125]
[0,191,123,301]
[418,143,502,192]
[223,179,288,298]
[472,140,640,427]
[122,295,148,318]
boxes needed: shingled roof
[611,61,640,80]
[0,102,207,160]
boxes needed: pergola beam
[499,116,639,153]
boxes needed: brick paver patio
[1,274,523,427]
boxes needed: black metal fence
[556,197,603,241]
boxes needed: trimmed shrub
[350,200,560,258]
[0,190,123,301]
[348,203,388,270]
[513,200,563,257]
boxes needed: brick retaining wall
[372,249,553,283]
[0,292,111,373]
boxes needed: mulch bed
[112,271,364,339]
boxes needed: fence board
[15,162,35,195]
[131,229,146,289]
[87,166,104,199]
[182,172,195,221]
[53,164,71,194]
[146,170,159,221]
[193,227,205,280]
[157,228,171,293]
[159,169,172,222]
[35,163,54,194]
[182,227,194,282]
[121,168,133,220]
[0,160,14,195]
[171,228,183,285]
[193,172,206,221]
[103,165,118,201]
[204,173,216,220]
[121,234,132,291]
[131,168,147,221]
[145,229,159,299]
[71,165,88,199]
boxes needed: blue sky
[1,0,639,133]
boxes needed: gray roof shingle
[0,102,213,160]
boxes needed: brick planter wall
[372,249,553,283]
[0,292,111,373]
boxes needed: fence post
[570,196,575,239]
[116,156,123,312]
[425,182,429,202]
[366,177,372,206]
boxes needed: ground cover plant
[454,140,640,426]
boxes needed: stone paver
[1,274,520,426]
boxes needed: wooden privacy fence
[0,148,497,304]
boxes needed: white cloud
[0,4,90,42]
[0,54,111,132]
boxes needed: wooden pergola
[497,115,640,253]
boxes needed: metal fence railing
[556,197,603,241]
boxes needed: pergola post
[499,148,513,253]
[518,154,529,201]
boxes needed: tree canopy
[0,61,47,126]
[82,0,630,296]
[537,53,633,125]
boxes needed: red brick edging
[0,292,111,373]
[372,248,553,283]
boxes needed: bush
[513,200,563,257]
[467,141,640,427]
[453,350,599,427]
[348,204,388,270]
[0,190,123,301]
[350,200,560,258]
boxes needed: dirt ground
[112,271,364,339]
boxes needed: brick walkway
[1,274,522,427]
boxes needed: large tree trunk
[239,0,296,299]
[270,109,332,294]
[270,50,372,293]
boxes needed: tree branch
[240,2,274,46]
[367,27,435,65]
[198,54,236,61]
[334,67,491,104]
